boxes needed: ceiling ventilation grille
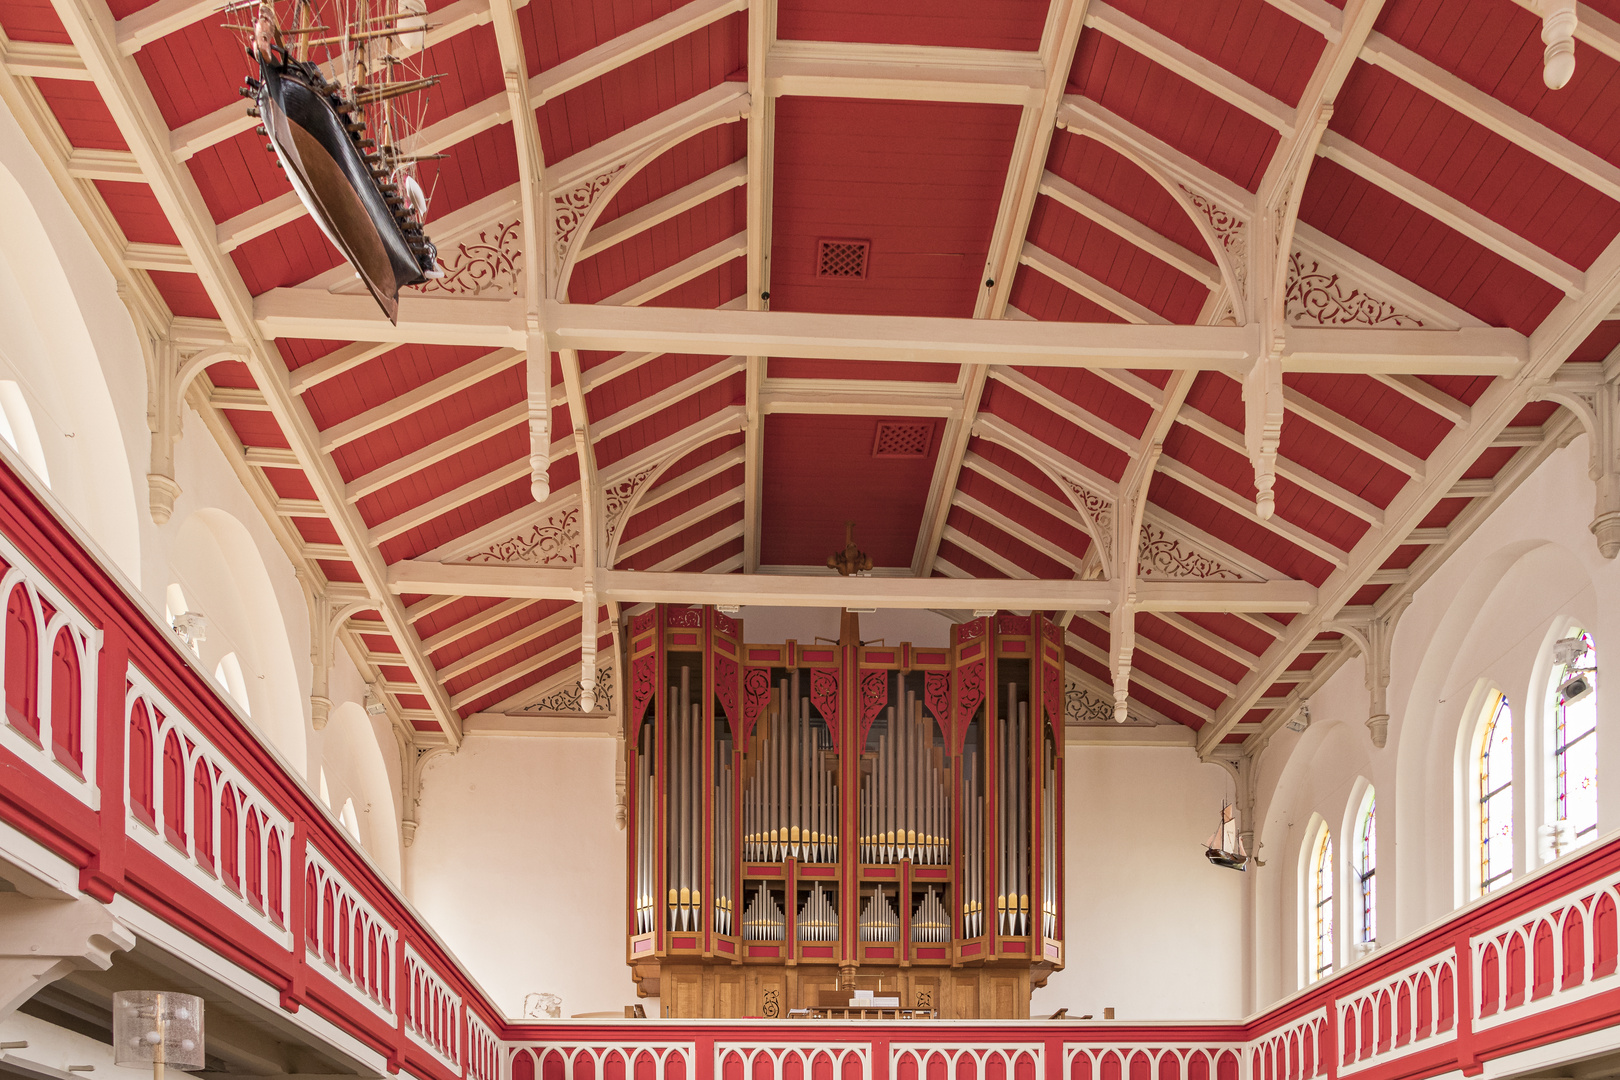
[872,421,932,458]
[817,239,871,279]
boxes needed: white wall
[1249,433,1620,1012]
[407,735,636,1017]
[1034,745,1244,1020]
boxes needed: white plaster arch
[0,132,141,579]
[170,507,307,770]
[318,699,404,883]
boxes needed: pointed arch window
[1356,793,1376,947]
[1478,692,1514,894]
[1550,631,1598,851]
[1311,826,1334,982]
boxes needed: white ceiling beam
[1059,96,1254,214]
[646,521,747,573]
[615,486,745,562]
[1039,171,1221,289]
[765,40,1045,105]
[122,241,190,271]
[289,342,397,396]
[1504,0,1620,64]
[535,300,1526,373]
[65,147,140,180]
[319,349,524,452]
[1372,373,1471,425]
[1280,384,1426,475]
[1260,0,1343,40]
[422,596,541,653]
[370,460,530,544]
[759,384,962,417]
[961,450,1100,543]
[973,412,1119,502]
[1019,242,1170,324]
[1317,132,1585,294]
[437,603,581,680]
[940,523,1035,580]
[217,192,304,252]
[386,559,1316,611]
[1,39,88,79]
[1361,32,1620,204]
[634,445,748,518]
[740,0,775,575]
[580,159,748,260]
[1084,2,1294,135]
[952,492,1088,575]
[1153,611,1261,668]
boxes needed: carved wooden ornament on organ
[624,606,1066,1019]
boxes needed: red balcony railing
[0,455,1616,1080]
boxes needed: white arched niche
[318,700,402,882]
[0,129,140,579]
[170,507,307,770]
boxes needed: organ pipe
[627,606,1066,999]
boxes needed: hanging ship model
[230,0,444,323]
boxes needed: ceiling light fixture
[827,521,873,576]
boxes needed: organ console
[623,605,1066,1018]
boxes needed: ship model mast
[230,0,445,322]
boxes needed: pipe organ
[625,606,1067,1019]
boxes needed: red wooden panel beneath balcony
[759,413,943,569]
[768,97,1020,319]
[776,0,1047,50]
[1067,34,1279,193]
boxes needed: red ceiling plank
[412,124,522,221]
[1013,367,1153,440]
[777,0,1047,49]
[34,78,126,148]
[1102,0,1326,107]
[967,436,1082,508]
[1298,156,1563,334]
[145,270,218,317]
[944,503,1074,581]
[308,343,502,429]
[1135,612,1248,687]
[379,473,540,564]
[1379,543,1426,571]
[768,97,1021,319]
[759,413,942,569]
[956,467,1093,562]
[1285,372,1455,459]
[427,598,573,672]
[673,534,744,574]
[522,0,683,76]
[593,373,745,469]
[1177,611,1276,658]
[446,615,581,711]
[592,122,747,229]
[619,500,744,571]
[188,129,296,224]
[92,179,177,243]
[1067,33,1281,193]
[615,458,745,556]
[534,15,745,165]
[587,353,737,423]
[1147,471,1336,586]
[1024,197,1209,323]
[0,0,69,41]
[355,427,528,534]
[1330,59,1620,271]
[230,218,346,295]
[1044,131,1216,260]
[980,380,1132,483]
[1379,0,1620,175]
[1416,495,1471,530]
[1006,262,1128,323]
[934,538,1009,581]
[569,185,746,304]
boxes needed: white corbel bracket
[144,332,248,524]
[1532,369,1618,557]
[0,895,136,1021]
[1329,594,1412,748]
[527,314,551,503]
[309,591,379,730]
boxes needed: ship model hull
[255,59,430,323]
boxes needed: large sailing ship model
[231,0,444,322]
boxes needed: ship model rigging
[230,0,444,322]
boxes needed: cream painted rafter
[44,0,464,743]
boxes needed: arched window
[1549,631,1598,854]
[0,381,51,488]
[214,652,251,716]
[340,798,361,841]
[1356,791,1376,948]
[1311,826,1334,982]
[1478,692,1514,894]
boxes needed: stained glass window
[1478,693,1513,894]
[1357,795,1376,945]
[1551,631,1597,849]
[1312,826,1334,981]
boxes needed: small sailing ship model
[1204,800,1248,870]
[230,0,444,322]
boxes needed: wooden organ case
[624,606,1066,1019]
